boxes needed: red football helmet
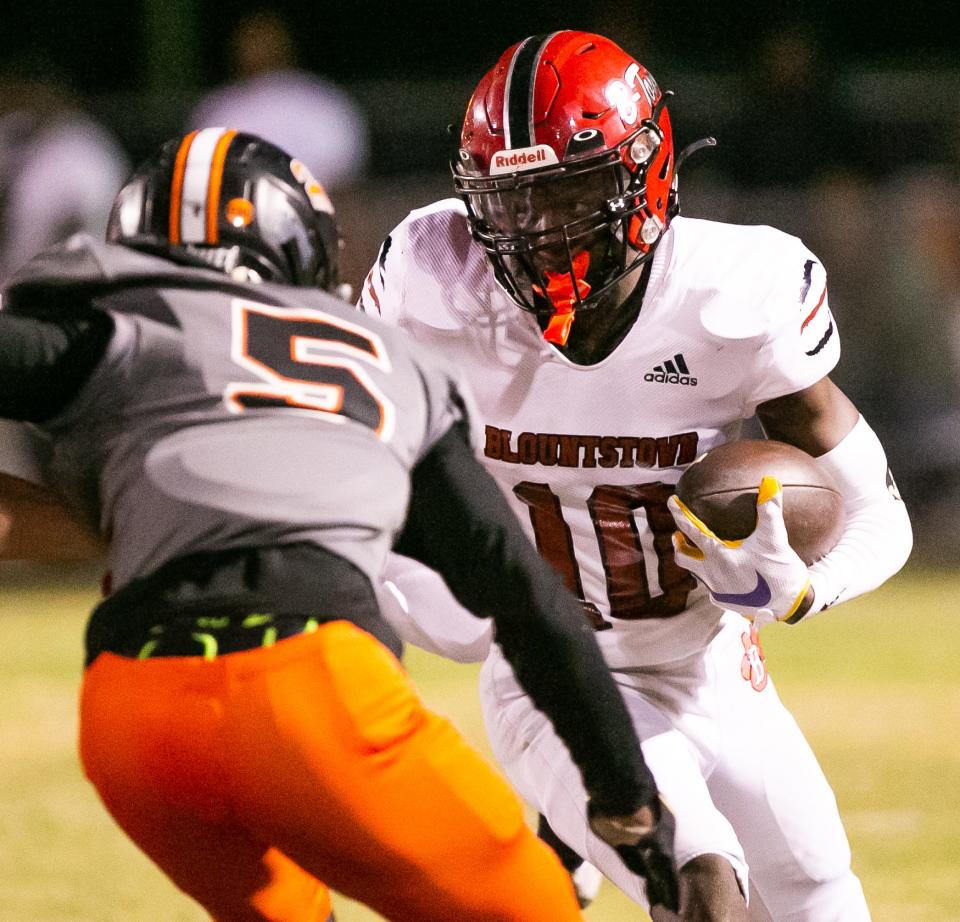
[453,31,694,344]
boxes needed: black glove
[588,797,680,912]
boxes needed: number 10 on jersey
[514,480,695,629]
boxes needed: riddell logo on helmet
[489,145,560,175]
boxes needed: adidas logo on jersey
[644,353,698,386]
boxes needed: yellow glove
[668,477,811,624]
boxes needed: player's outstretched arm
[0,309,114,423]
[396,423,680,911]
[0,311,112,560]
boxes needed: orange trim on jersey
[363,270,381,314]
[168,131,200,245]
[206,129,238,244]
[800,284,828,332]
[224,383,346,417]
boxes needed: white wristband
[801,416,912,618]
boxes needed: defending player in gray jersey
[0,130,680,921]
[7,234,470,608]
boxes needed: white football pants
[479,613,871,921]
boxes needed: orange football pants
[79,620,583,921]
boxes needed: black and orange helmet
[107,129,341,291]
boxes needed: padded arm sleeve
[0,421,50,484]
[395,424,657,814]
[803,415,913,617]
[0,311,114,423]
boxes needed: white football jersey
[360,200,840,667]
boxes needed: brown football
[675,439,845,565]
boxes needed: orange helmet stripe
[168,130,200,245]
[205,129,238,243]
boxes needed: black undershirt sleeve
[395,424,656,815]
[0,310,114,422]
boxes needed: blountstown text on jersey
[483,426,700,469]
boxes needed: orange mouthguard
[533,251,591,346]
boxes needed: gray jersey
[0,236,664,812]
[17,236,472,590]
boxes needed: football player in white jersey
[358,30,913,922]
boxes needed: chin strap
[668,136,717,220]
[534,251,591,346]
[675,136,717,172]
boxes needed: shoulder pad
[670,219,822,340]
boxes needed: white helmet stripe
[178,127,232,243]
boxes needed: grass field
[1,563,958,920]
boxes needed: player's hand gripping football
[588,796,680,912]
[668,476,811,625]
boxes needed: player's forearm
[800,415,912,618]
[0,473,105,560]
[0,311,113,422]
[0,421,51,485]
[492,583,658,814]
[401,427,658,812]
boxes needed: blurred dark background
[2,0,959,561]
[6,0,960,172]
[7,0,960,86]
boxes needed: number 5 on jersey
[225,300,395,440]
